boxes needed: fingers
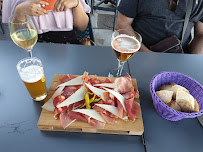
[36,7,49,15]
[32,5,48,16]
[54,0,61,12]
[59,4,65,11]
[54,0,68,12]
[35,0,49,6]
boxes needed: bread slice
[169,85,189,99]
[176,90,194,113]
[159,83,175,91]
[156,90,173,104]
[169,100,181,111]
[193,99,200,112]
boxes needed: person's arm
[14,0,48,16]
[54,0,89,31]
[188,21,203,54]
[116,12,152,52]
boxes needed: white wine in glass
[109,29,142,77]
[8,14,38,58]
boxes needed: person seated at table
[2,0,90,44]
[116,0,203,54]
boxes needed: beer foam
[112,34,140,53]
[19,65,43,83]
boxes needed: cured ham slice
[72,109,106,128]
[61,86,81,98]
[123,92,135,100]
[82,72,101,85]
[59,74,78,83]
[42,86,65,112]
[94,104,119,124]
[124,99,140,121]
[103,92,116,106]
[94,104,119,117]
[69,111,88,122]
[53,95,66,119]
[58,75,83,87]
[99,113,117,125]
[59,110,76,129]
[101,78,113,83]
[115,75,133,94]
[116,99,126,119]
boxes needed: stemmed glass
[109,29,142,77]
[8,14,38,58]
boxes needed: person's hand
[54,0,79,12]
[15,0,49,16]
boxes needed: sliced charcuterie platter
[38,74,144,135]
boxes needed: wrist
[73,0,79,8]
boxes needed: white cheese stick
[57,75,83,87]
[104,87,126,112]
[72,109,106,123]
[85,83,107,101]
[93,83,116,88]
[57,86,87,108]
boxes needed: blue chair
[75,0,94,43]
[90,0,119,31]
[75,13,95,43]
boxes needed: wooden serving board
[38,74,144,135]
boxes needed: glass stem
[117,60,126,77]
[28,50,32,58]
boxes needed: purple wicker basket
[150,71,203,121]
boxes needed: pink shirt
[2,0,90,34]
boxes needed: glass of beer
[16,57,47,101]
[109,29,142,77]
[8,14,38,58]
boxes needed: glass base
[108,69,129,77]
[32,93,47,101]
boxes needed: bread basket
[150,71,203,121]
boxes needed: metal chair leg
[0,21,4,34]
[0,9,4,34]
[113,0,118,31]
[91,0,94,14]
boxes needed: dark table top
[129,52,203,152]
[0,40,203,152]
[0,40,144,152]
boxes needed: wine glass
[109,29,142,77]
[8,14,38,58]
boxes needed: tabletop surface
[0,40,203,152]
[0,40,143,152]
[129,52,203,152]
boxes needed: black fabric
[118,0,203,49]
[38,30,80,44]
